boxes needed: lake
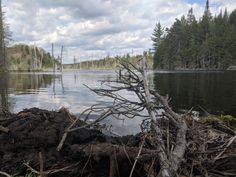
[0,70,235,134]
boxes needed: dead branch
[140,52,172,177]
[129,134,147,177]
[0,171,12,177]
[24,162,78,176]
[69,143,160,161]
[57,109,112,151]
[39,152,45,177]
[214,135,236,161]
[0,125,9,133]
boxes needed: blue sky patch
[186,0,206,4]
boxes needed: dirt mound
[0,108,144,177]
[0,108,236,177]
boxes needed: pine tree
[151,0,236,70]
[204,0,212,19]
[0,0,11,70]
[201,0,212,37]
[0,0,4,68]
[223,8,228,19]
[151,22,164,51]
[229,9,236,27]
[187,8,196,24]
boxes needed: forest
[152,0,236,70]
[7,44,55,71]
[0,0,56,71]
[63,52,153,70]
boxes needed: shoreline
[1,68,236,73]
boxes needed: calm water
[151,71,236,116]
[0,70,235,134]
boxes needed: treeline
[7,44,55,71]
[152,0,236,70]
[64,53,153,70]
[0,1,56,71]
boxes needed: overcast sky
[3,0,236,63]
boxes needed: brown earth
[0,108,153,177]
[0,108,236,177]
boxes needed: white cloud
[2,0,236,63]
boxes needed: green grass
[203,114,236,130]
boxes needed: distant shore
[1,65,236,73]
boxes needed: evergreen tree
[229,9,236,27]
[151,22,164,69]
[200,0,212,41]
[0,0,4,68]
[0,0,11,70]
[204,0,212,19]
[187,8,196,24]
[151,22,164,51]
[152,0,236,70]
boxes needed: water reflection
[0,72,55,112]
[0,73,9,112]
[0,71,235,118]
[8,73,54,94]
[0,71,117,114]
[152,71,236,116]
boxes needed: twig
[0,171,12,177]
[129,135,146,177]
[24,163,40,174]
[39,152,44,177]
[57,109,112,151]
[24,162,77,175]
[214,135,236,161]
[167,120,170,156]
[57,132,69,151]
[198,105,210,116]
[80,145,93,177]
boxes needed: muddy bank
[0,108,151,177]
[0,108,236,177]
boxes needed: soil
[0,108,150,177]
[0,108,236,177]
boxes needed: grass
[203,114,236,130]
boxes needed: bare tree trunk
[60,45,63,72]
[141,52,172,177]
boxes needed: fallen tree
[0,53,236,177]
[55,52,188,177]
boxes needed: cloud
[3,0,236,63]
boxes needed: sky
[3,0,236,64]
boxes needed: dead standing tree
[57,52,187,177]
